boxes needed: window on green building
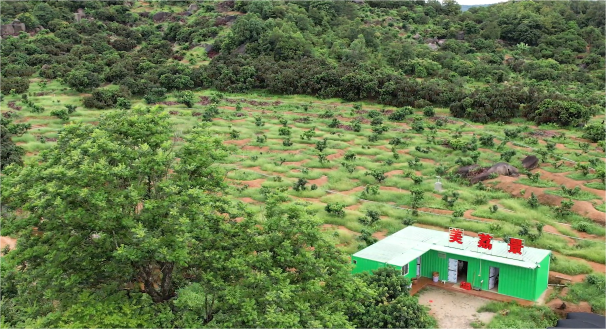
[402,264,409,276]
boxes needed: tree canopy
[1,105,435,328]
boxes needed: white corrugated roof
[353,226,551,269]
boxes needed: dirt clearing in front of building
[417,286,495,329]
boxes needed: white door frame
[448,258,458,283]
[416,257,421,278]
[489,266,500,290]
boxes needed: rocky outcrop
[457,163,520,184]
[74,8,86,22]
[0,19,26,37]
[469,162,519,184]
[153,12,171,22]
[522,155,539,170]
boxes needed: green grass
[545,189,600,201]
[562,273,606,315]
[595,203,606,212]
[477,301,558,329]
[516,178,559,188]
[584,181,606,190]
[550,256,593,275]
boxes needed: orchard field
[3,85,605,283]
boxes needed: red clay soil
[326,149,346,161]
[418,207,453,216]
[0,236,16,252]
[372,230,388,240]
[242,145,270,152]
[345,204,362,211]
[238,197,259,204]
[379,186,405,192]
[463,209,495,222]
[384,170,404,177]
[543,225,576,245]
[244,166,269,175]
[547,298,592,315]
[536,169,605,201]
[308,175,329,186]
[283,160,309,166]
[223,138,251,147]
[553,252,606,273]
[490,176,605,224]
[238,178,265,188]
[341,186,367,195]
[321,224,358,236]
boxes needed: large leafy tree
[1,106,436,328]
[1,105,248,325]
[0,117,30,171]
[350,267,437,329]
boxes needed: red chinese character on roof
[508,238,524,255]
[449,228,463,244]
[477,233,493,250]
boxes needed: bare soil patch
[417,287,495,329]
[238,178,265,188]
[0,236,16,253]
[543,225,576,245]
[238,197,258,204]
[308,175,328,187]
[346,204,362,211]
[242,145,269,152]
[326,149,346,161]
[384,170,404,177]
[341,186,367,195]
[372,230,388,240]
[224,138,251,147]
[321,224,358,236]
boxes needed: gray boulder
[521,155,539,170]
[469,162,519,184]
[153,12,171,22]
[457,165,480,177]
[188,4,199,12]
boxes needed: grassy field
[3,82,605,276]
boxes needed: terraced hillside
[3,88,605,284]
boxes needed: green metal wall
[351,256,418,279]
[534,254,550,300]
[353,250,550,301]
[420,250,545,301]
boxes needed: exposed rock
[412,33,421,40]
[138,12,150,18]
[456,31,465,40]
[201,43,214,52]
[234,44,247,54]
[74,8,87,22]
[352,0,364,4]
[427,43,439,51]
[437,39,446,46]
[153,11,171,22]
[188,4,199,12]
[457,165,480,177]
[183,11,192,16]
[0,19,26,37]
[469,162,519,184]
[521,155,539,170]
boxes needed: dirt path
[536,169,605,201]
[417,287,495,329]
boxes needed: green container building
[351,226,551,301]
